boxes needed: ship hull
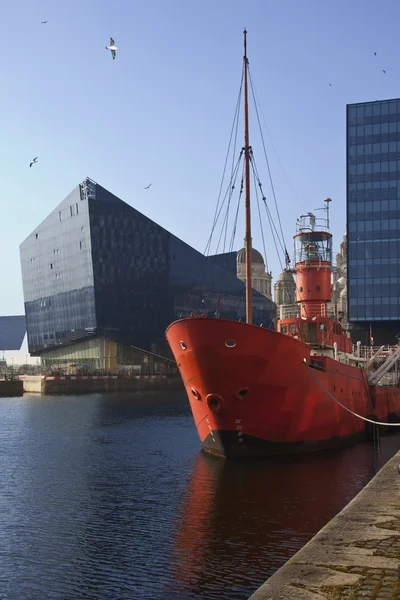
[166,317,400,458]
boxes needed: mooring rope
[304,359,400,427]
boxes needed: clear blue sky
[2,0,399,361]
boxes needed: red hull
[166,317,400,458]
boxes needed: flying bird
[382,69,386,74]
[41,21,48,24]
[374,51,377,56]
[29,157,38,168]
[329,83,332,87]
[144,183,152,189]
[105,37,118,60]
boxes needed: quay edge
[248,450,400,600]
[19,375,183,395]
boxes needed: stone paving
[248,451,400,600]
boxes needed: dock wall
[0,380,24,397]
[20,375,184,395]
[249,450,400,599]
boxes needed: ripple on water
[0,392,398,600]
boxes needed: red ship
[166,31,400,458]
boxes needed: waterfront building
[236,247,273,300]
[347,98,400,345]
[20,178,275,371]
[0,316,26,351]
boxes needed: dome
[335,276,346,288]
[237,247,265,265]
[276,270,295,283]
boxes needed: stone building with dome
[236,247,273,300]
[273,269,297,319]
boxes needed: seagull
[329,83,332,87]
[144,183,152,189]
[41,21,48,24]
[105,37,118,60]
[382,69,386,74]
[374,51,377,56]
[29,157,38,168]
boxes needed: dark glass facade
[0,316,26,350]
[20,178,275,356]
[347,98,400,331]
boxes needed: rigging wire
[250,152,284,271]
[214,152,244,254]
[229,166,245,252]
[203,73,243,258]
[248,67,287,261]
[248,67,306,211]
[252,173,269,272]
[224,67,244,253]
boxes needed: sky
[2,0,400,362]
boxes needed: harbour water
[0,391,399,600]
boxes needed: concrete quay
[249,451,400,600]
[20,375,183,395]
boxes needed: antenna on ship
[243,28,253,325]
[324,197,332,230]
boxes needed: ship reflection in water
[168,439,399,600]
[0,393,399,600]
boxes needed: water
[0,391,399,600]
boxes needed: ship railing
[351,344,394,360]
[368,345,400,386]
[279,306,300,319]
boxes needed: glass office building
[20,178,275,365]
[347,98,400,344]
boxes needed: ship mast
[243,28,253,324]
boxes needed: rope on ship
[304,360,400,427]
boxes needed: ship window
[281,325,287,334]
[316,285,320,291]
[179,341,187,350]
[299,287,303,292]
[289,324,296,334]
[320,323,325,331]
[225,339,236,348]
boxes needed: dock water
[249,450,400,599]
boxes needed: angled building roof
[0,316,26,350]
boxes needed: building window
[59,211,62,222]
[50,263,53,269]
[35,233,39,239]
[70,206,73,217]
[79,241,82,250]
[76,203,79,215]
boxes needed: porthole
[225,339,236,348]
[191,388,202,401]
[179,341,187,350]
[235,387,249,400]
[207,394,223,414]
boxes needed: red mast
[243,29,253,325]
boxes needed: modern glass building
[20,178,275,370]
[347,98,400,344]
